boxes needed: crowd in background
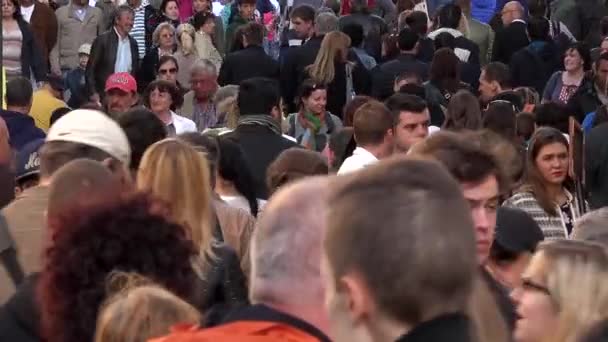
[3,0,608,340]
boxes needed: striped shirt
[131,0,148,59]
[2,26,23,79]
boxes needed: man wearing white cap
[0,109,131,304]
[65,43,93,108]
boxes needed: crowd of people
[3,0,608,339]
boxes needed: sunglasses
[159,68,178,74]
[521,278,551,296]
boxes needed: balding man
[491,1,529,64]
[153,177,332,342]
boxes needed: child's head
[78,44,91,69]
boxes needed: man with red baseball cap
[104,72,139,118]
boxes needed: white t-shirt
[337,147,379,175]
[20,4,34,23]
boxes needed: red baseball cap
[105,72,137,93]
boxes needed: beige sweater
[194,31,223,71]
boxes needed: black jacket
[0,274,40,342]
[417,37,435,63]
[510,41,561,94]
[86,29,140,97]
[280,35,324,112]
[137,46,177,92]
[585,123,608,209]
[0,110,46,151]
[223,123,299,199]
[16,19,46,82]
[371,53,429,100]
[492,21,530,64]
[395,313,472,342]
[454,36,481,66]
[218,45,280,86]
[338,12,388,62]
[567,76,604,123]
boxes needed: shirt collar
[353,146,378,161]
[114,27,129,41]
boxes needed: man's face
[478,70,499,103]
[595,60,608,92]
[393,109,430,153]
[291,17,313,39]
[78,53,89,69]
[106,88,136,115]
[461,176,499,264]
[157,60,178,83]
[190,72,217,100]
[193,0,210,12]
[239,3,255,20]
[116,12,134,33]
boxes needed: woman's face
[202,18,215,35]
[303,89,327,115]
[238,2,255,19]
[2,0,16,19]
[564,49,583,72]
[534,142,569,186]
[149,88,173,114]
[163,0,179,20]
[511,255,559,342]
[193,0,210,13]
[157,60,178,83]
[159,27,175,49]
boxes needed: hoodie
[0,110,46,151]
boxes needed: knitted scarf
[237,114,282,136]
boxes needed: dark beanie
[495,206,544,253]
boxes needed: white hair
[190,59,217,77]
[152,22,176,47]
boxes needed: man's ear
[339,273,374,325]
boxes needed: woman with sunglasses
[139,22,178,92]
[511,239,608,342]
[156,55,188,95]
[504,127,585,239]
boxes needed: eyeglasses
[159,68,178,74]
[161,33,174,38]
[521,278,551,296]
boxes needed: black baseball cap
[495,207,544,253]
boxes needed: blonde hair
[95,272,201,342]
[525,240,608,342]
[153,22,176,47]
[177,23,197,56]
[137,139,214,257]
[308,31,351,85]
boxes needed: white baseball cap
[78,43,92,55]
[47,110,131,166]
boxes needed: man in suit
[492,1,529,64]
[456,0,495,65]
[218,22,280,86]
[19,0,57,65]
[85,5,139,103]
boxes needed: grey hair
[190,59,217,76]
[176,23,196,42]
[250,177,330,306]
[314,12,338,35]
[152,22,176,46]
[573,208,608,246]
[213,85,239,105]
[113,5,134,26]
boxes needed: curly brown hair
[38,192,199,342]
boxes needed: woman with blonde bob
[511,239,608,342]
[95,273,201,342]
[137,139,248,311]
[305,31,370,118]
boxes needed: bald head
[48,159,123,219]
[502,1,524,25]
[250,176,330,306]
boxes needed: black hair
[178,132,219,187]
[482,62,511,89]
[527,0,547,18]
[405,11,428,36]
[116,109,168,171]
[6,77,33,107]
[516,112,536,143]
[241,22,265,46]
[397,27,419,51]
[566,42,592,71]
[297,79,327,108]
[398,83,426,98]
[216,137,259,217]
[8,0,23,20]
[491,90,524,112]
[160,0,179,14]
[527,16,550,41]
[534,102,569,133]
[50,107,72,127]
[237,77,280,116]
[341,23,364,48]
[483,101,517,141]
[289,4,315,22]
[385,93,428,125]
[434,31,456,50]
[602,16,608,37]
[192,10,216,30]
[157,55,179,73]
[143,80,184,111]
[437,4,462,29]
[489,240,520,265]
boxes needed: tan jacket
[194,31,222,71]
[50,5,105,72]
[464,16,494,66]
[0,186,49,304]
[213,199,254,279]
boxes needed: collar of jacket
[395,313,472,342]
[428,27,464,39]
[222,304,331,342]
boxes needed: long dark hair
[523,127,572,216]
[443,90,482,131]
[430,48,461,95]
[216,137,259,217]
[9,0,23,21]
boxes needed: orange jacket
[151,321,323,342]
